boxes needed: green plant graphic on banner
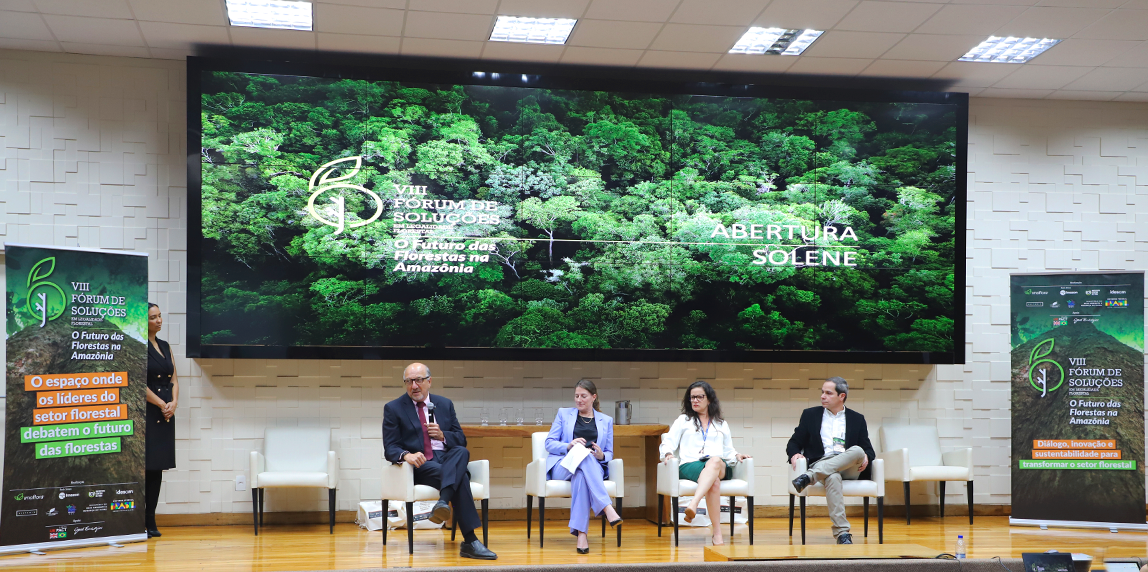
[1027,338,1063,398]
[24,257,65,328]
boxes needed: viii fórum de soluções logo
[1028,338,1064,398]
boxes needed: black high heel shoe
[609,517,623,528]
[577,547,589,554]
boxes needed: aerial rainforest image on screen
[198,71,958,354]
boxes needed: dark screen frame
[186,55,967,364]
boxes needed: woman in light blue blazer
[545,379,623,554]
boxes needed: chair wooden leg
[451,505,457,541]
[405,501,414,555]
[788,494,794,536]
[729,496,735,540]
[939,481,946,519]
[657,495,664,537]
[251,488,259,536]
[329,488,336,534]
[864,496,870,537]
[903,482,911,525]
[538,497,545,548]
[799,496,806,545]
[381,500,388,545]
[878,497,885,544]
[258,488,265,526]
[601,511,606,537]
[747,496,754,545]
[616,497,622,547]
[526,495,533,539]
[671,496,679,547]
[967,481,974,525]
[482,499,489,546]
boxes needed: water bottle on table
[955,535,966,559]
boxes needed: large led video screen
[189,59,965,362]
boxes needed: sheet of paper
[560,443,592,473]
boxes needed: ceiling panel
[710,53,797,73]
[785,56,873,76]
[637,50,721,69]
[914,5,1030,35]
[42,14,145,46]
[976,87,1055,98]
[316,32,400,53]
[399,37,482,58]
[583,0,679,23]
[496,0,589,19]
[314,4,404,36]
[669,0,770,26]
[882,34,983,61]
[1075,9,1148,41]
[833,1,943,33]
[128,0,226,26]
[0,1,37,11]
[1103,41,1148,67]
[59,42,149,57]
[753,0,858,30]
[1026,39,1138,66]
[314,0,405,8]
[148,46,191,59]
[34,0,132,19]
[1036,0,1125,7]
[566,20,662,50]
[990,63,1091,89]
[138,22,230,50]
[859,59,947,77]
[1044,90,1120,100]
[1062,67,1148,92]
[930,61,1019,87]
[405,0,498,14]
[403,11,492,41]
[648,23,745,53]
[229,27,316,49]
[0,10,55,41]
[993,7,1111,38]
[0,37,59,50]
[480,42,565,62]
[801,31,904,59]
[559,46,643,66]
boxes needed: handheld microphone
[425,401,436,424]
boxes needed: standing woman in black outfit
[145,303,178,538]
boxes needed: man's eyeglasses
[404,377,430,385]
[689,395,706,401]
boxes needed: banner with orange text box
[3,244,148,553]
[1010,272,1145,531]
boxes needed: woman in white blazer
[660,380,751,546]
[544,379,624,553]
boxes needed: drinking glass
[534,408,544,425]
[480,409,489,426]
[499,408,509,426]
[515,408,524,426]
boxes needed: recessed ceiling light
[489,16,577,45]
[226,0,312,31]
[958,36,1060,63]
[729,27,824,56]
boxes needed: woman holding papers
[660,381,751,546]
[544,379,623,554]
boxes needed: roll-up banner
[2,244,148,552]
[1010,272,1146,531]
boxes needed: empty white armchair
[788,457,884,544]
[656,456,755,546]
[379,451,489,554]
[878,425,973,525]
[524,432,624,548]
[249,427,339,536]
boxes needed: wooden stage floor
[0,516,1144,571]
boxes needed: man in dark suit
[383,363,496,560]
[785,377,876,544]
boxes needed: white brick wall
[2,49,1147,516]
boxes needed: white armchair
[656,456,755,546]
[787,457,884,544]
[525,432,624,548]
[379,451,489,554]
[249,427,339,536]
[878,425,973,525]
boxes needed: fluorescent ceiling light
[729,27,824,55]
[489,16,576,44]
[958,36,1060,63]
[227,0,312,31]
